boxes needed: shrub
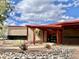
[45,44,51,49]
[19,44,28,51]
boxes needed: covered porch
[27,24,63,45]
[26,20,79,45]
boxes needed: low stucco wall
[0,40,24,46]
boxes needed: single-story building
[27,20,79,45]
[0,26,27,46]
[8,26,27,40]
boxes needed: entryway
[47,33,56,43]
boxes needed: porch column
[27,26,28,40]
[24,26,28,44]
[33,28,35,45]
[56,29,63,44]
[43,30,44,42]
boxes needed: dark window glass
[7,36,27,40]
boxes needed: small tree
[0,0,10,25]
[0,0,11,39]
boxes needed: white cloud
[14,0,67,21]
[57,0,69,2]
[5,19,16,26]
[58,15,75,22]
[19,23,29,26]
[58,19,65,22]
[8,0,78,25]
[61,15,74,20]
[58,3,73,8]
[9,23,16,26]
[57,0,79,7]
[73,0,79,7]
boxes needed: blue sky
[5,0,79,26]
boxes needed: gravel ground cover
[0,47,74,59]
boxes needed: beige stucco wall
[8,26,27,36]
[28,27,34,42]
[28,27,47,43]
[35,29,43,43]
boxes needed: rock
[0,48,74,59]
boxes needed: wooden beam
[60,30,63,44]
[43,30,44,42]
[27,26,28,40]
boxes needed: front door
[47,33,56,43]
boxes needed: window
[7,36,27,40]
